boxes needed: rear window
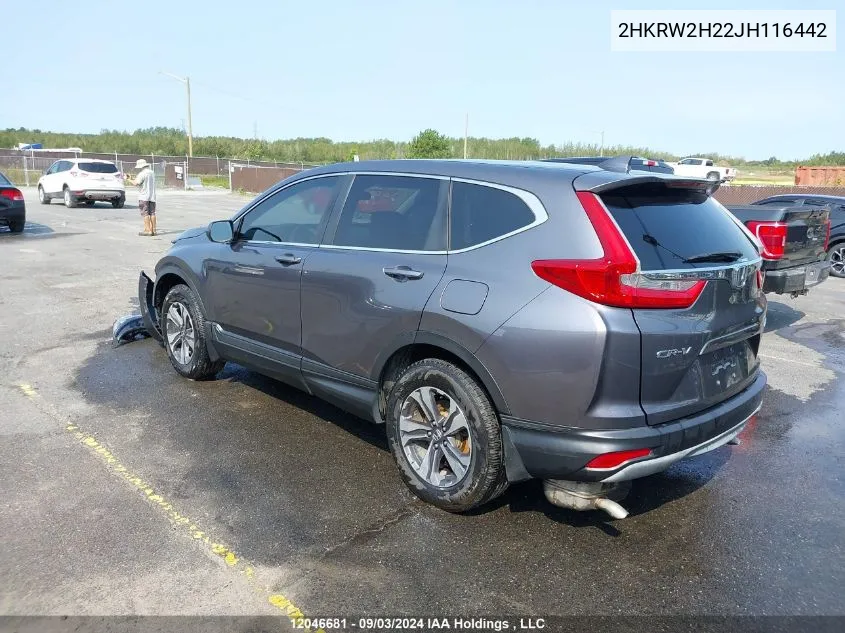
[79,162,118,173]
[0,172,11,186]
[601,184,758,270]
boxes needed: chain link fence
[0,148,319,189]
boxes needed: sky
[2,0,842,160]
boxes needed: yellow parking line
[17,382,322,631]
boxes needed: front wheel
[161,284,225,380]
[38,186,50,205]
[63,187,77,208]
[828,242,845,278]
[386,359,508,512]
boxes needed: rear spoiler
[573,170,721,196]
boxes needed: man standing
[128,159,157,236]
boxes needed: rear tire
[161,284,225,381]
[112,196,125,209]
[828,242,845,278]
[38,186,50,205]
[63,187,77,208]
[386,358,508,512]
[8,218,25,233]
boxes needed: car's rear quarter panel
[421,172,643,429]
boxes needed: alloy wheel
[399,386,473,488]
[830,245,845,276]
[165,302,196,365]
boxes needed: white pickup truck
[669,157,737,182]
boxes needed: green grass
[197,175,230,189]
[732,168,794,186]
[1,168,38,187]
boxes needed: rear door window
[331,174,446,251]
[79,162,118,173]
[449,181,536,250]
[600,184,758,270]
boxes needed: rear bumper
[501,370,766,483]
[0,204,25,222]
[762,260,830,294]
[73,189,124,200]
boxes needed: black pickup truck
[725,202,832,296]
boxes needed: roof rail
[541,155,668,174]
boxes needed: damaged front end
[112,272,164,347]
[138,271,164,343]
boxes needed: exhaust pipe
[543,480,631,519]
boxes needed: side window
[238,176,340,244]
[449,181,536,250]
[46,162,58,175]
[60,161,72,172]
[705,160,714,167]
[331,174,445,251]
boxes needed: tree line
[2,127,842,167]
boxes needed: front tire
[63,187,77,208]
[386,359,508,512]
[161,284,225,380]
[38,186,50,205]
[828,242,845,278]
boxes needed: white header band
[611,10,836,52]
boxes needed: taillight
[0,188,24,201]
[746,221,787,260]
[586,448,652,470]
[531,191,706,309]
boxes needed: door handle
[383,265,424,281]
[275,253,302,266]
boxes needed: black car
[0,171,26,233]
[750,194,845,278]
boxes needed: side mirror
[208,220,234,243]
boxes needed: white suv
[38,159,126,208]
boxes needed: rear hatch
[74,162,124,190]
[727,205,829,270]
[575,176,765,426]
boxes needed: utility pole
[600,130,605,157]
[160,71,193,157]
[463,113,469,159]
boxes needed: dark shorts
[140,200,157,216]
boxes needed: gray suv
[138,158,767,518]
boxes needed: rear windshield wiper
[682,251,743,264]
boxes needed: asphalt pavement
[1,189,843,625]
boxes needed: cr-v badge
[656,347,692,358]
